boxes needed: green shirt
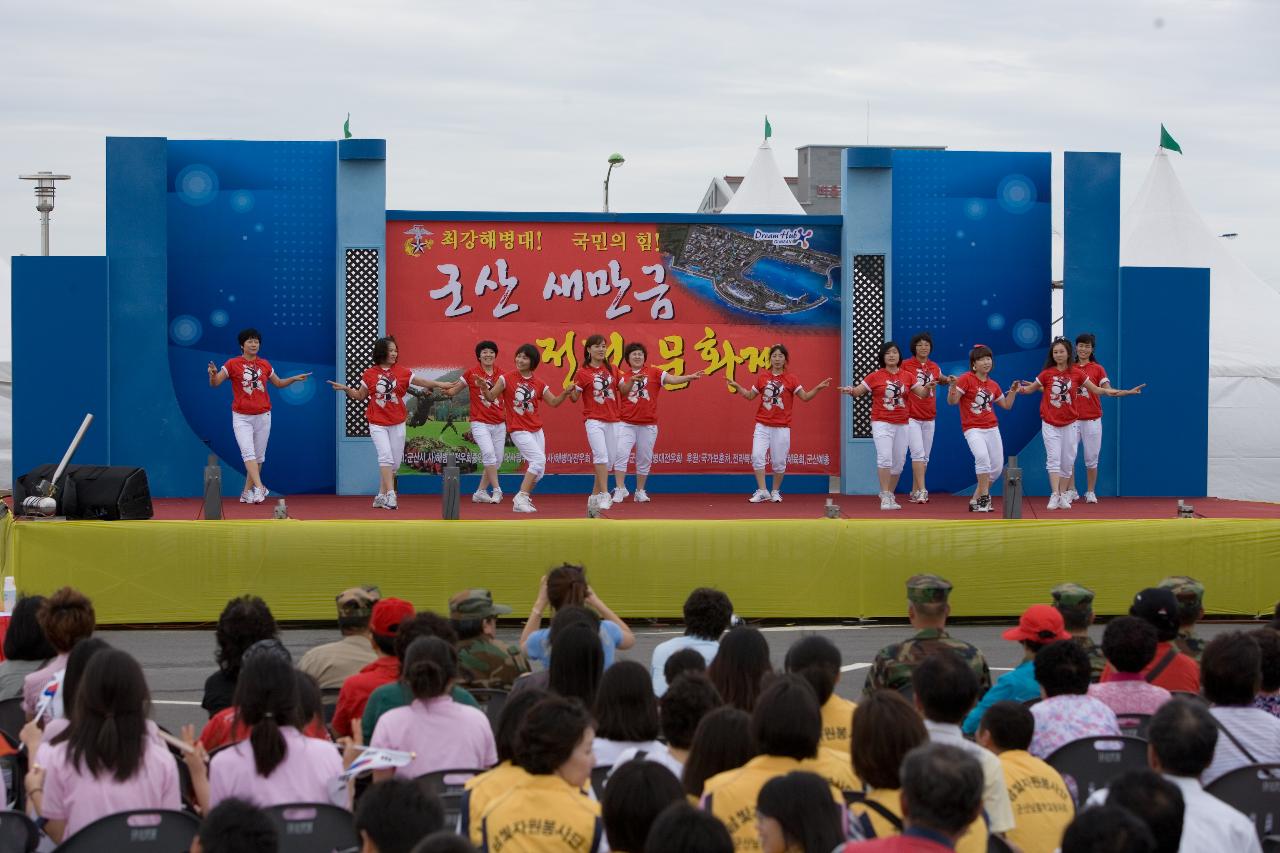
[362,681,479,742]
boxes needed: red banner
[385,220,840,475]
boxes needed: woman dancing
[900,332,954,503]
[567,334,622,511]
[1063,332,1113,504]
[460,340,508,504]
[947,344,1021,513]
[838,341,912,510]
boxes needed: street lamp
[18,171,71,256]
[603,153,625,213]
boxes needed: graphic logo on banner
[403,225,433,256]
[752,226,814,250]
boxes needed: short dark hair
[548,623,604,708]
[602,760,685,852]
[38,586,97,654]
[682,706,754,797]
[1201,631,1262,705]
[373,335,397,364]
[659,673,722,750]
[784,635,841,705]
[622,341,647,362]
[1101,616,1159,674]
[979,701,1035,752]
[707,626,772,712]
[474,340,498,360]
[908,331,934,356]
[878,340,902,368]
[514,696,594,775]
[237,328,261,347]
[514,342,541,370]
[213,595,276,678]
[913,650,979,723]
[1074,332,1097,355]
[1056,602,1094,632]
[1061,805,1155,853]
[493,688,549,764]
[851,690,926,789]
[1148,699,1218,776]
[968,344,994,369]
[756,771,845,853]
[683,588,733,640]
[197,798,277,853]
[1252,628,1280,692]
[900,743,984,835]
[355,778,444,853]
[1107,770,1184,853]
[751,675,820,760]
[396,611,458,663]
[1044,337,1075,370]
[643,802,734,853]
[402,636,458,701]
[768,343,789,365]
[3,595,55,661]
[664,648,708,684]
[411,832,479,853]
[593,660,659,742]
[1034,640,1092,697]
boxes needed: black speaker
[14,465,153,520]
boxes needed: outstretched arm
[662,369,705,385]
[270,372,312,388]
[1084,379,1145,397]
[413,376,464,394]
[797,377,832,401]
[207,362,228,387]
[482,375,506,401]
[947,381,964,406]
[326,379,369,402]
[996,381,1022,410]
[544,384,572,407]
[837,382,870,398]
[726,378,759,399]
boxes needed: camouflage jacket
[863,628,992,698]
[1073,635,1107,683]
[1174,630,1205,663]
[456,636,530,690]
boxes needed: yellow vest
[463,761,529,846]
[998,750,1075,853]
[820,694,858,755]
[800,746,863,796]
[702,754,843,852]
[480,774,602,853]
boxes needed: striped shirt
[1203,705,1280,785]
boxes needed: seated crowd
[0,567,1277,853]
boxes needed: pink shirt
[1030,694,1121,759]
[209,726,344,809]
[40,731,181,838]
[22,652,68,717]
[1088,676,1172,716]
[369,695,497,779]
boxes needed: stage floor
[153,493,1280,522]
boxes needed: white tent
[721,140,805,215]
[1121,150,1280,502]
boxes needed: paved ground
[103,619,1262,735]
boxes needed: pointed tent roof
[721,140,805,215]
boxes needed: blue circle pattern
[997,174,1037,214]
[210,309,229,328]
[175,165,219,206]
[987,313,1006,330]
[170,314,203,346]
[1013,319,1043,348]
[964,199,987,220]
[278,372,317,406]
[229,190,255,213]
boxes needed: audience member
[592,660,662,766]
[650,587,733,695]
[612,672,721,778]
[331,596,415,738]
[190,798,277,853]
[412,832,480,853]
[24,636,111,756]
[23,586,96,719]
[1051,582,1104,682]
[1100,588,1199,693]
[460,688,549,845]
[1158,575,1206,662]
[601,760,685,852]
[1251,627,1280,717]
[199,642,329,751]
[369,636,497,780]
[785,635,858,753]
[1029,640,1119,758]
[298,585,381,689]
[911,651,1015,838]
[663,647,708,686]
[1200,630,1280,783]
[25,648,179,842]
[0,595,54,702]
[644,802,733,853]
[963,604,1069,734]
[1059,806,1155,853]
[355,777,445,853]
[549,621,606,707]
[706,626,772,712]
[682,705,754,798]
[1104,771,1184,853]
[201,594,274,718]
[976,701,1074,853]
[755,771,844,853]
[508,605,599,697]
[847,691,926,840]
[1087,616,1171,715]
[448,588,529,689]
[520,564,635,668]
[865,574,990,699]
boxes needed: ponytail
[546,564,589,610]
[402,636,458,701]
[233,643,300,778]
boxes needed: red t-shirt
[502,371,548,433]
[619,365,663,425]
[901,357,943,421]
[462,365,506,425]
[1074,361,1108,420]
[754,372,802,427]
[954,372,1003,431]
[361,364,412,427]
[199,706,331,751]
[331,655,400,738]
[573,364,621,423]
[860,368,911,424]
[224,356,273,415]
[1100,642,1200,694]
[1037,367,1086,427]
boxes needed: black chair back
[417,768,485,829]
[321,688,342,725]
[52,809,199,851]
[0,698,25,742]
[1045,736,1149,805]
[469,689,510,729]
[1204,762,1280,847]
[265,802,360,853]
[1171,691,1208,705]
[0,746,26,812]
[590,765,611,799]
[0,810,38,852]
[1115,713,1152,740]
[987,834,1016,853]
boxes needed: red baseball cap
[1001,604,1071,643]
[370,597,415,637]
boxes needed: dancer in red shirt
[610,341,704,503]
[1063,333,1114,504]
[459,340,508,504]
[483,344,572,514]
[208,328,311,504]
[899,332,955,504]
[328,336,460,510]
[727,344,831,503]
[566,334,623,511]
[946,345,1021,513]
[839,341,913,510]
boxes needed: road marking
[152,700,203,706]
[637,624,892,636]
[841,663,872,672]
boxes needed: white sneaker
[889,493,903,509]
[373,493,387,508]
[770,490,783,503]
[1085,491,1098,504]
[1060,492,1073,509]
[749,489,771,503]
[239,490,254,504]
[596,492,613,510]
[513,493,536,513]
[472,489,494,503]
[491,490,503,504]
[1066,489,1080,502]
[880,491,898,511]
[1048,494,1062,510]
[917,489,929,504]
[611,487,629,503]
[634,489,650,502]
[975,495,994,513]
[383,491,397,510]
[968,497,979,512]
[252,486,268,504]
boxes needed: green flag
[1159,124,1181,154]
[343,113,352,140]
[764,115,772,140]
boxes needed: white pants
[471,420,508,467]
[1077,418,1102,469]
[369,422,406,469]
[1042,421,1080,479]
[751,424,791,473]
[232,412,271,463]
[871,421,908,475]
[584,419,620,467]
[511,429,546,480]
[907,418,936,464]
[964,427,1004,479]
[615,423,659,475]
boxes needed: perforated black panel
[852,255,886,438]
[344,249,379,437]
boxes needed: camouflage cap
[1158,576,1204,607]
[335,585,381,619]
[449,589,512,620]
[1051,582,1095,608]
[906,574,952,604]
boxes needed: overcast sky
[2,0,1277,358]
